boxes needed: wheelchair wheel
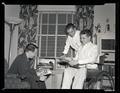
[87,71,114,91]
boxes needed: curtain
[18,5,38,54]
[75,5,94,33]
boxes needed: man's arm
[7,56,20,74]
[62,36,70,55]
[18,58,39,81]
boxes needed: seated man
[7,43,46,89]
[61,29,98,89]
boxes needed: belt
[70,64,97,69]
[70,64,86,69]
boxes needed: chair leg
[70,77,75,89]
[60,72,64,89]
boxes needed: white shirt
[62,30,81,55]
[74,42,99,69]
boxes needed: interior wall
[38,5,76,11]
[93,4,115,34]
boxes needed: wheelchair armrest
[94,53,108,71]
[99,53,109,64]
[94,63,103,71]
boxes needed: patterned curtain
[18,5,38,54]
[75,5,94,33]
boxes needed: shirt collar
[22,53,29,61]
[82,42,92,47]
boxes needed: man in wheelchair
[61,29,99,89]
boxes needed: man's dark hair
[65,23,76,34]
[80,29,92,37]
[24,43,38,53]
[66,23,76,29]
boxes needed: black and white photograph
[2,3,117,91]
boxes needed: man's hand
[39,76,47,81]
[59,55,72,62]
[69,60,78,66]
[60,54,66,58]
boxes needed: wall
[93,4,115,34]
[38,5,76,11]
[5,5,20,18]
[5,5,20,68]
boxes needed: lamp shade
[5,17,23,25]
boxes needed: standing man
[61,29,98,89]
[62,23,81,57]
[7,43,46,89]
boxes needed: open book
[57,57,71,65]
[36,68,52,77]
[57,57,81,68]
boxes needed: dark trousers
[29,80,46,89]
[37,81,46,89]
[23,78,46,89]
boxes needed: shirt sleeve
[78,45,98,64]
[7,56,19,74]
[62,36,70,54]
[18,59,39,81]
[73,51,79,60]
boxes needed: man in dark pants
[7,43,46,89]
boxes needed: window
[37,11,75,58]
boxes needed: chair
[84,53,115,91]
[4,59,30,89]
[5,74,30,89]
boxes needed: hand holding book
[58,57,80,68]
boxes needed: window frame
[37,11,75,59]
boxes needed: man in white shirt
[62,23,81,57]
[61,29,98,89]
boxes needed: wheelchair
[83,54,115,91]
[59,53,115,91]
